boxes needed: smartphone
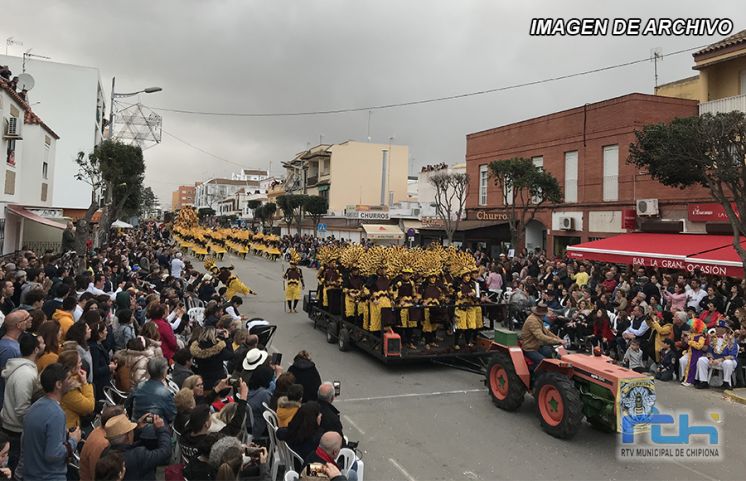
[333,380,341,397]
[144,414,154,424]
[270,352,283,365]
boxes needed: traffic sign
[406,228,416,236]
[317,223,327,232]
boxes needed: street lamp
[108,76,162,139]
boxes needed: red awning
[566,233,743,277]
[6,205,66,229]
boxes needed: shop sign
[622,209,637,230]
[421,216,445,227]
[472,210,509,221]
[28,208,64,218]
[688,203,736,222]
[345,211,390,220]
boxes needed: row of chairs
[262,402,364,481]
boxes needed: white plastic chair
[338,447,365,481]
[708,364,736,387]
[284,471,299,481]
[282,443,305,474]
[262,402,279,422]
[187,307,205,326]
[263,410,281,481]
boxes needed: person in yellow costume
[283,256,305,313]
[420,271,446,349]
[454,268,478,350]
[393,268,419,349]
[367,266,393,334]
[343,265,369,328]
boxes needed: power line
[144,44,706,118]
[162,129,247,168]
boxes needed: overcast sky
[2,1,744,208]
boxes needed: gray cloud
[2,0,743,207]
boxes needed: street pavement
[218,252,746,481]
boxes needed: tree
[277,194,307,235]
[246,199,262,228]
[260,202,277,231]
[629,111,746,271]
[489,157,561,249]
[428,171,469,244]
[92,140,146,242]
[304,195,329,237]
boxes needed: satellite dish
[17,73,35,91]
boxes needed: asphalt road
[217,252,746,481]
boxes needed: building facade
[656,28,746,115]
[0,55,106,209]
[171,184,196,211]
[465,93,706,258]
[194,178,261,211]
[1,70,62,254]
[282,141,409,215]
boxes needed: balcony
[306,176,318,186]
[699,94,746,115]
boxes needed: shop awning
[400,219,423,233]
[6,205,66,229]
[566,233,743,277]
[361,224,404,240]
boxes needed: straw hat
[105,414,138,439]
[242,348,268,371]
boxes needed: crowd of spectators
[466,248,746,389]
[0,223,355,481]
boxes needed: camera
[270,352,282,365]
[333,380,341,397]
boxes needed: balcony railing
[699,94,746,115]
[306,176,318,186]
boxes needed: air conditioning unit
[559,216,574,230]
[636,198,659,216]
[4,117,22,139]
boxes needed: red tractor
[483,330,656,439]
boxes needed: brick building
[464,93,715,258]
[171,184,196,211]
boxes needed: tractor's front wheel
[533,372,583,439]
[486,352,526,411]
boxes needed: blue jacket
[129,379,176,424]
[107,426,171,481]
[0,338,20,409]
[19,396,77,481]
[248,387,273,437]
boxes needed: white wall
[551,211,584,231]
[0,55,102,208]
[18,125,55,207]
[588,211,624,233]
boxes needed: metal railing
[699,93,746,115]
[21,241,62,255]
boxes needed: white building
[231,168,269,182]
[195,178,261,211]
[1,71,63,254]
[0,55,106,209]
[416,162,467,218]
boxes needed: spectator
[113,309,136,351]
[288,350,322,403]
[190,327,232,391]
[623,339,646,373]
[0,311,29,411]
[303,431,355,481]
[140,321,164,358]
[269,371,296,411]
[103,413,171,481]
[79,405,125,481]
[317,382,346,440]
[17,363,81,481]
[0,432,10,479]
[655,338,676,381]
[129,357,176,424]
[171,348,194,388]
[52,296,77,338]
[0,282,15,316]
[0,332,43,470]
[170,252,185,278]
[58,349,95,429]
[112,338,150,392]
[42,283,69,319]
[277,401,322,461]
[89,320,113,402]
[36,320,62,372]
[148,303,178,361]
[277,383,304,428]
[247,364,275,438]
[94,450,126,481]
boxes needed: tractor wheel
[326,320,338,344]
[486,352,526,411]
[533,372,583,439]
[338,328,352,352]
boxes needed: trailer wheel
[533,372,583,439]
[326,320,338,343]
[338,328,352,352]
[486,352,526,411]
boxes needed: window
[478,165,488,206]
[531,156,544,203]
[42,162,48,180]
[602,145,619,202]
[41,183,48,202]
[564,151,578,203]
[4,170,15,195]
[6,139,15,166]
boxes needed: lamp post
[108,77,162,139]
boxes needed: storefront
[360,224,405,245]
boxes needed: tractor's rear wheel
[533,372,583,439]
[486,352,526,411]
